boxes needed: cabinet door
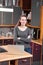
[31,0,41,26]
[33,43,41,61]
[4,39,13,45]
[13,7,22,25]
[18,58,30,65]
[3,12,12,25]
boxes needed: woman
[14,15,32,53]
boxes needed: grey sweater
[14,26,31,48]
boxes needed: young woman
[14,15,32,53]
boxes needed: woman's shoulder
[14,26,18,29]
[14,26,18,31]
[26,27,30,30]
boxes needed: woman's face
[20,16,27,26]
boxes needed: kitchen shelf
[0,24,40,28]
[0,25,15,28]
[26,24,40,29]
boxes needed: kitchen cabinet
[25,41,41,61]
[4,39,13,45]
[18,58,30,65]
[0,37,14,45]
[33,43,41,61]
[31,42,41,62]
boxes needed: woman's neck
[20,25,26,28]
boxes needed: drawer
[33,54,41,61]
[34,44,41,48]
[33,43,41,61]
[33,44,41,54]
[18,58,30,65]
[4,39,13,45]
[33,48,41,54]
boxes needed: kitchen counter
[0,36,42,45]
[32,39,42,45]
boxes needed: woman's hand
[27,35,31,39]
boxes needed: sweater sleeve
[14,27,21,43]
[20,37,31,43]
[20,28,32,43]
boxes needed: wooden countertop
[0,52,33,62]
[31,39,42,45]
[0,45,33,62]
[0,36,13,39]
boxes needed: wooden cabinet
[0,39,14,45]
[31,42,41,61]
[18,58,30,65]
[4,39,13,45]
[33,43,41,61]
[24,41,41,61]
[10,57,32,65]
